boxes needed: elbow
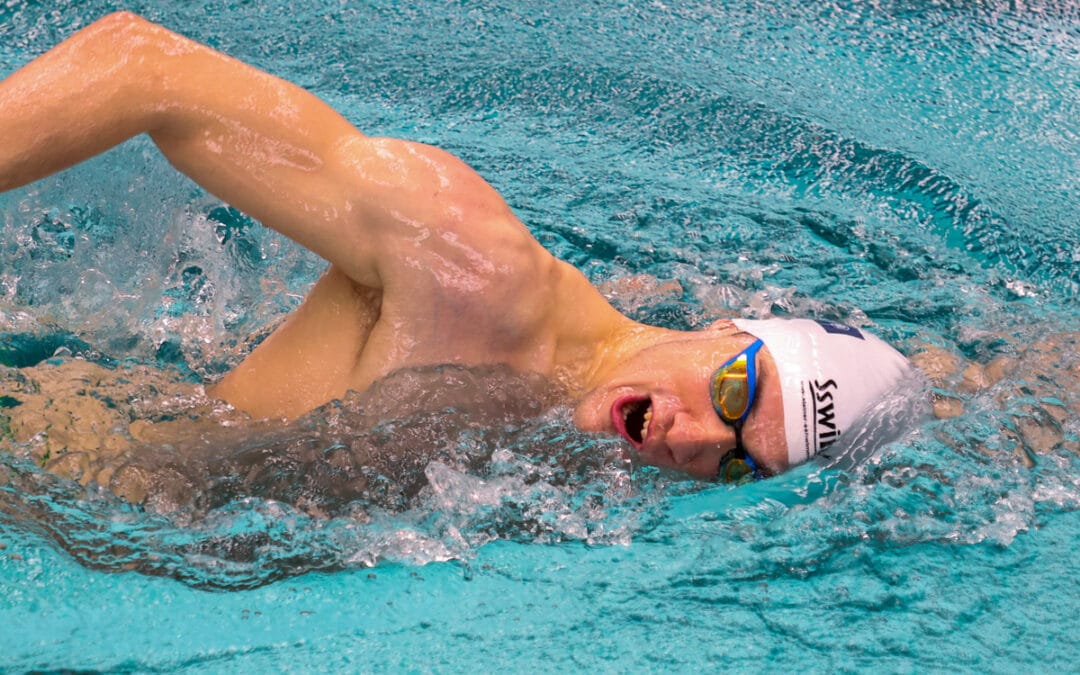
[92,11,154,32]
[81,12,186,114]
[83,12,165,53]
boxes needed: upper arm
[130,15,382,285]
[128,15,535,291]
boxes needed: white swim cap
[731,318,914,466]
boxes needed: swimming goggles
[709,339,765,483]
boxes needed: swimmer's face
[573,331,789,480]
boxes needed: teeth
[620,400,653,444]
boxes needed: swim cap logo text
[810,378,841,453]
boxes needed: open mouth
[612,396,653,447]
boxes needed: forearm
[0,13,164,191]
[0,12,379,284]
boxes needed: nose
[664,411,738,467]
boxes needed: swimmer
[0,12,916,483]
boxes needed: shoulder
[333,136,552,294]
[333,136,557,334]
[335,136,515,227]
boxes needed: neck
[544,263,748,400]
[565,312,750,397]
[580,321,674,387]
[546,268,693,397]
[541,263,639,393]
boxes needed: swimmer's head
[573,318,914,480]
[730,318,915,466]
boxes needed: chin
[684,464,719,481]
[570,393,608,433]
[672,456,721,481]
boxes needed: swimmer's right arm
[0,12,532,291]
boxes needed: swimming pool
[2,0,1078,670]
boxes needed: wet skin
[0,12,790,481]
[573,327,790,479]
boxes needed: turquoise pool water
[2,0,1078,670]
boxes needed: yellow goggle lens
[718,456,755,483]
[710,356,750,422]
